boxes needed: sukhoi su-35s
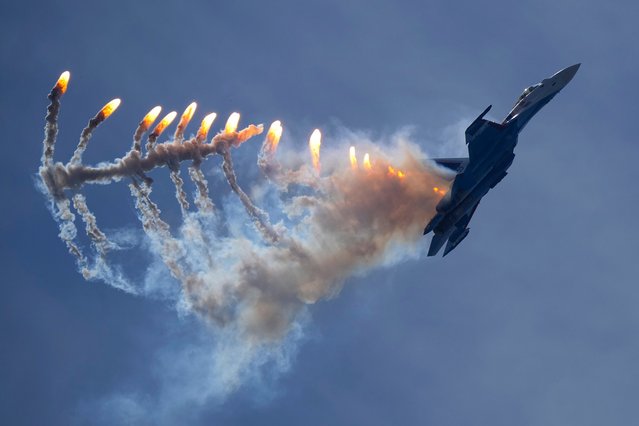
[424,64,580,256]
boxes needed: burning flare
[349,146,358,170]
[266,120,283,152]
[363,153,372,171]
[309,129,322,173]
[225,112,240,134]
[141,106,162,131]
[196,113,217,143]
[388,166,406,179]
[175,102,197,139]
[150,111,178,139]
[55,71,70,95]
[99,98,121,120]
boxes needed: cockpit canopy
[517,83,542,102]
[505,83,544,123]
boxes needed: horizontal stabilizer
[443,228,470,257]
[427,232,448,256]
[432,158,469,174]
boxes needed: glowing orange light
[151,111,177,137]
[309,129,322,173]
[55,71,70,95]
[266,120,283,151]
[237,124,264,145]
[349,146,358,170]
[99,98,121,119]
[176,102,197,136]
[388,165,406,179]
[225,112,240,134]
[141,106,162,129]
[196,112,217,142]
[363,153,372,170]
[433,187,446,195]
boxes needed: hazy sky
[2,0,639,425]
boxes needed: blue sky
[2,0,639,424]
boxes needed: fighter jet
[424,64,580,256]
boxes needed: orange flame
[349,146,358,170]
[388,166,406,179]
[99,98,121,119]
[309,129,322,173]
[225,112,240,134]
[151,111,177,137]
[55,71,70,95]
[266,120,283,152]
[141,106,162,130]
[176,102,197,134]
[433,187,446,195]
[196,112,217,142]
[363,153,372,171]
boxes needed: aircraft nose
[556,63,581,85]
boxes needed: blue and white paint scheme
[424,64,580,256]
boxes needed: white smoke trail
[219,147,282,245]
[53,196,88,275]
[71,193,136,293]
[72,193,110,255]
[170,167,191,214]
[188,164,215,213]
[128,180,189,286]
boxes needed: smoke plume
[37,72,450,401]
